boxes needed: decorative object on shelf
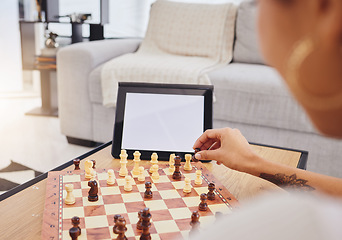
[45,32,59,48]
[59,13,92,43]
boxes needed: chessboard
[41,153,239,240]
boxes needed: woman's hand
[193,128,261,173]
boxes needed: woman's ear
[315,0,342,48]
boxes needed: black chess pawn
[140,207,152,240]
[207,182,216,200]
[137,209,143,230]
[113,216,127,240]
[192,148,201,162]
[73,159,80,170]
[189,210,200,236]
[198,193,208,211]
[91,159,96,169]
[172,155,182,180]
[69,216,81,240]
[113,214,122,233]
[88,180,98,202]
[144,181,153,199]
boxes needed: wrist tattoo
[259,173,315,191]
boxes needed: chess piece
[189,210,200,236]
[73,159,80,170]
[132,151,141,176]
[151,164,159,180]
[90,169,97,180]
[113,214,122,233]
[172,155,182,180]
[138,166,145,182]
[136,209,143,230]
[144,181,153,199]
[198,193,208,211]
[113,216,127,240]
[65,184,76,205]
[84,160,93,179]
[194,170,202,185]
[91,159,96,169]
[69,216,81,240]
[124,175,133,192]
[183,177,192,193]
[140,208,152,240]
[119,150,128,177]
[107,169,115,185]
[207,182,216,200]
[149,152,158,173]
[192,148,201,162]
[169,153,175,174]
[184,154,192,171]
[88,180,98,202]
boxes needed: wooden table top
[0,142,306,239]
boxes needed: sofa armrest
[57,38,142,140]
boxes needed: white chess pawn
[84,160,93,179]
[65,184,75,205]
[149,152,158,173]
[90,169,97,180]
[107,169,115,185]
[195,170,202,185]
[151,164,159,180]
[132,151,141,176]
[183,177,192,193]
[138,166,145,182]
[184,154,192,171]
[124,175,133,192]
[169,154,175,173]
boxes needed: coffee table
[0,142,307,239]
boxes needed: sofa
[57,1,342,178]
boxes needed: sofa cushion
[233,0,265,65]
[209,63,316,134]
[89,64,104,104]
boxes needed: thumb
[195,149,220,161]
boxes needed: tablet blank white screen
[121,93,204,152]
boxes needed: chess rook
[207,182,216,200]
[65,184,76,205]
[73,159,80,170]
[184,154,192,171]
[172,155,182,180]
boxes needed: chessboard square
[85,215,109,229]
[150,209,173,221]
[144,200,167,211]
[104,203,127,215]
[162,168,174,176]
[175,218,192,231]
[127,212,139,224]
[153,182,174,191]
[82,196,104,206]
[101,186,121,195]
[102,194,124,205]
[63,206,85,219]
[124,201,146,213]
[97,172,110,180]
[136,183,157,192]
[121,192,143,202]
[164,198,187,209]
[86,226,111,240]
[62,229,87,240]
[159,232,184,240]
[200,215,216,228]
[153,220,180,234]
[84,205,106,217]
[182,196,200,207]
[171,181,185,190]
[183,173,196,180]
[193,186,208,195]
[208,204,232,215]
[169,207,192,220]
[63,174,81,183]
[116,178,133,186]
[63,188,82,198]
[159,189,181,199]
[151,175,170,183]
[81,181,90,189]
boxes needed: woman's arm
[193,128,342,197]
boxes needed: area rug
[0,160,42,195]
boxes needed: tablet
[111,82,213,161]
